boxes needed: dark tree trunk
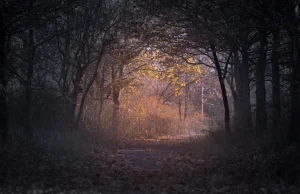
[75,54,104,130]
[0,13,8,145]
[241,40,252,131]
[288,31,300,143]
[271,30,281,137]
[111,63,124,137]
[211,45,231,135]
[97,66,106,129]
[75,37,106,130]
[56,13,73,126]
[111,88,120,137]
[61,24,71,98]
[97,100,104,129]
[255,31,267,136]
[24,0,35,135]
[226,54,237,121]
[25,28,35,135]
[69,93,78,125]
[234,38,252,133]
[231,51,239,128]
[69,67,84,125]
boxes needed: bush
[8,88,73,131]
[7,126,111,160]
[117,93,180,139]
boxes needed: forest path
[117,137,188,171]
[118,149,165,171]
[1,136,299,193]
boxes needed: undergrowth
[182,129,300,185]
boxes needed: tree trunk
[61,22,71,98]
[234,38,252,133]
[178,97,182,121]
[184,82,189,120]
[0,13,8,145]
[97,66,106,129]
[228,53,238,126]
[75,56,104,130]
[211,45,231,135]
[112,88,120,137]
[255,31,267,136]
[271,30,281,138]
[69,92,78,124]
[111,63,124,137]
[97,100,104,129]
[288,31,300,143]
[69,66,84,126]
[24,0,35,135]
[25,28,35,135]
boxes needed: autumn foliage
[118,92,179,138]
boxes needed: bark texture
[234,35,252,133]
[271,30,281,137]
[255,31,267,136]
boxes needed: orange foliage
[119,92,182,138]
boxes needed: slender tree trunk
[56,13,72,122]
[229,52,239,128]
[271,30,281,138]
[235,39,252,133]
[0,13,8,145]
[75,55,104,130]
[69,66,84,127]
[111,63,124,137]
[97,100,104,129]
[242,38,252,130]
[112,89,120,137]
[69,90,78,123]
[255,31,267,136]
[226,61,237,125]
[61,25,71,97]
[24,0,35,135]
[25,28,35,135]
[288,31,300,143]
[75,68,98,129]
[97,66,106,129]
[211,45,231,135]
[234,51,242,131]
[184,83,188,120]
[178,97,182,121]
[75,38,106,130]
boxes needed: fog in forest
[1,0,300,193]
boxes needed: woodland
[1,0,300,193]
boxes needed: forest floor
[1,136,300,194]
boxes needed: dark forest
[1,0,300,193]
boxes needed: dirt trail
[1,137,300,193]
[118,138,187,171]
[118,149,172,171]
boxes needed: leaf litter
[1,138,300,194]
